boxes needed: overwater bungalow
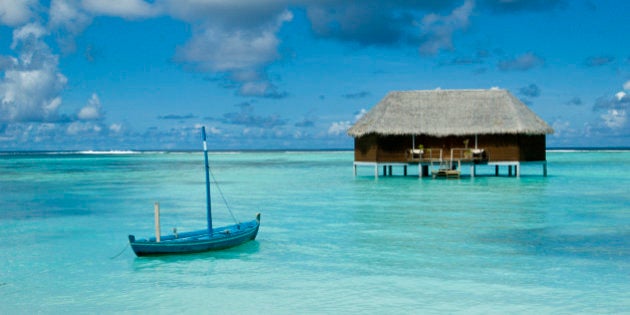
[347,89,554,178]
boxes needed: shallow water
[1,151,628,313]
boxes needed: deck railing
[423,148,443,162]
[407,147,486,166]
[451,148,486,162]
[406,148,443,163]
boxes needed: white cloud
[48,0,92,35]
[77,106,99,120]
[81,0,161,18]
[180,13,292,71]
[208,126,221,135]
[593,90,629,131]
[328,121,351,136]
[0,23,67,123]
[175,9,292,97]
[551,119,574,137]
[624,81,630,91]
[109,123,123,133]
[240,81,274,96]
[77,93,103,120]
[0,0,37,26]
[601,109,626,129]
[45,97,63,113]
[326,109,364,137]
[354,109,367,121]
[419,0,474,55]
[66,121,102,135]
[11,23,47,50]
[242,127,266,137]
[48,0,94,53]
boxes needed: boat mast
[202,127,213,235]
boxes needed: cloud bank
[1,0,599,150]
[2,0,568,104]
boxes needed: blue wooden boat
[128,127,260,256]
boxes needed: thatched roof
[347,89,554,137]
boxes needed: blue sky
[0,0,628,150]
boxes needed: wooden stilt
[495,165,499,176]
[388,165,392,176]
[508,165,512,176]
[154,202,161,243]
[543,161,548,177]
[404,165,407,176]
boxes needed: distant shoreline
[1,147,629,155]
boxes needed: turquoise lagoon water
[0,150,628,314]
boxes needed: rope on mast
[208,167,240,224]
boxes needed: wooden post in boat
[202,127,213,235]
[154,202,161,242]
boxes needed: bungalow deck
[353,160,548,178]
[352,148,548,178]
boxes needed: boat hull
[128,215,260,257]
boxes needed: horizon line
[1,146,630,155]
